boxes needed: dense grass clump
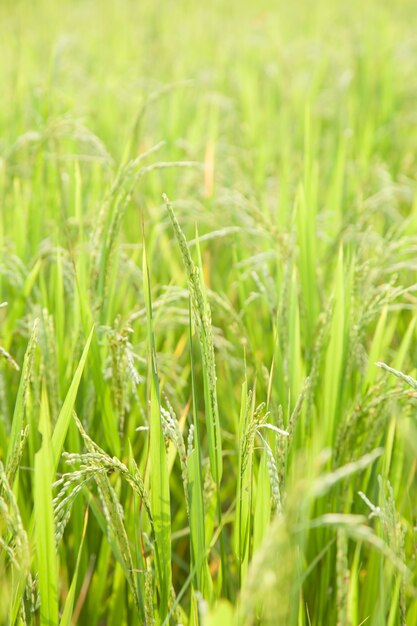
[2,0,417,624]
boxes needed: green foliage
[1,0,417,624]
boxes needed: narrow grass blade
[188,300,211,597]
[35,384,59,626]
[6,319,38,481]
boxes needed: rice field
[1,0,417,624]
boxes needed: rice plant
[1,0,417,624]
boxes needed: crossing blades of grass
[59,509,89,626]
[51,325,94,473]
